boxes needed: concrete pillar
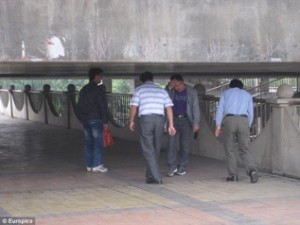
[267,84,299,175]
[268,102,286,174]
[128,79,135,94]
[103,78,112,93]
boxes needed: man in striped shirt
[129,71,176,184]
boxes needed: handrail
[199,95,272,141]
[1,86,299,139]
[206,78,298,99]
[0,88,133,128]
[206,81,230,93]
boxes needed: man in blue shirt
[215,79,258,183]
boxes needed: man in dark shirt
[166,74,200,176]
[77,68,108,173]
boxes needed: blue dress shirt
[216,87,254,127]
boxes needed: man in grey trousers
[129,71,176,184]
[215,79,258,183]
[166,74,200,176]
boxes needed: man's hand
[193,126,200,133]
[168,126,176,136]
[215,126,222,137]
[129,121,135,131]
[167,80,176,90]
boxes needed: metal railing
[0,87,132,128]
[2,86,300,142]
[199,95,272,140]
[247,78,298,99]
[107,93,132,128]
[206,78,298,99]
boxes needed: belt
[174,114,187,118]
[140,114,164,117]
[225,114,247,118]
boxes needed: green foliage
[112,79,130,94]
[40,79,87,91]
[154,82,166,89]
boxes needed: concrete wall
[1,0,300,62]
[266,101,300,177]
[191,114,226,160]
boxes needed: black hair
[170,73,184,81]
[229,79,243,89]
[139,71,153,83]
[89,68,103,81]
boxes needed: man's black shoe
[146,179,163,184]
[226,176,239,182]
[249,170,258,183]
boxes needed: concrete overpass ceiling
[0,61,299,78]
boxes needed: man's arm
[129,105,137,131]
[96,86,109,126]
[192,89,200,133]
[247,96,254,127]
[215,94,225,137]
[215,126,222,137]
[166,106,176,136]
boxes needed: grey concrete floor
[0,115,300,225]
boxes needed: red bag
[103,127,115,148]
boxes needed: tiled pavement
[0,115,300,225]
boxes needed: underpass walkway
[0,115,299,225]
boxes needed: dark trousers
[167,117,192,171]
[139,115,165,182]
[83,119,103,168]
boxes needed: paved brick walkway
[0,115,300,225]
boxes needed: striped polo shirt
[130,81,174,117]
